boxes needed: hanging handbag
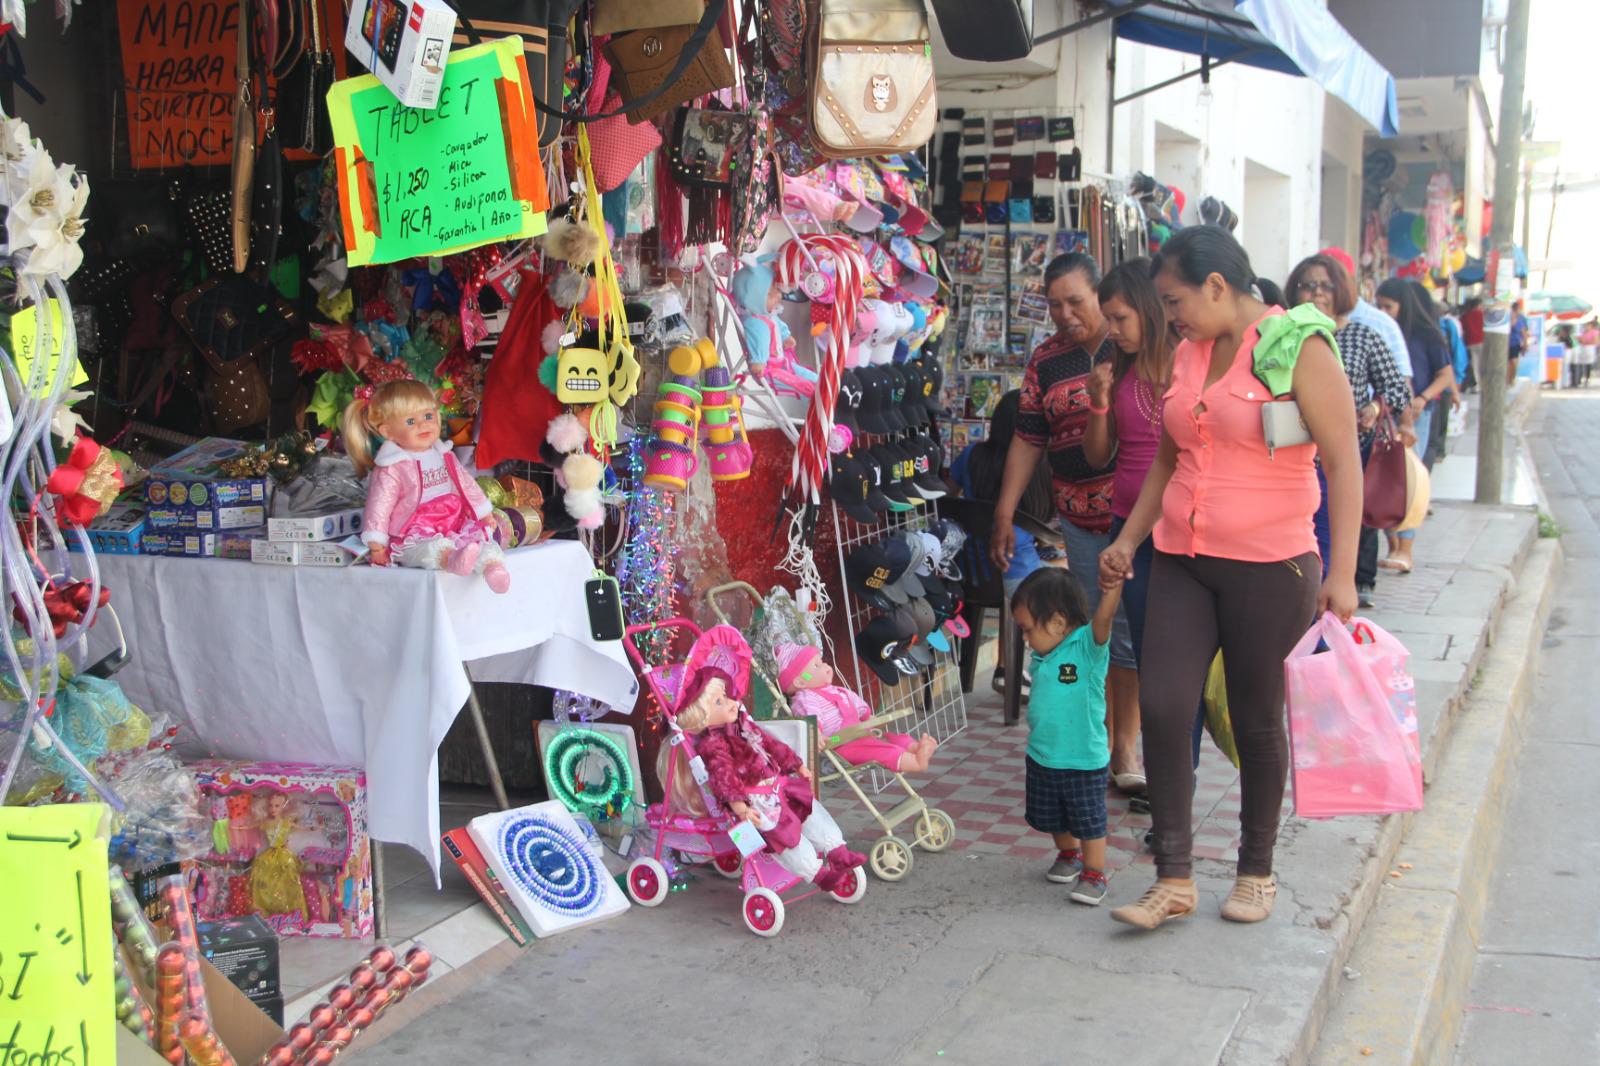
[586,54,662,192]
[591,0,704,36]
[668,103,747,189]
[603,20,736,123]
[1362,400,1410,529]
[808,0,938,160]
[230,0,257,275]
[172,275,302,371]
[276,0,335,153]
[452,0,585,147]
[925,0,1032,62]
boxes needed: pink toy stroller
[622,619,868,936]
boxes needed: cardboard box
[141,529,262,558]
[345,0,456,109]
[147,503,268,531]
[117,950,285,1066]
[189,761,374,939]
[250,537,366,567]
[146,438,270,510]
[67,500,147,553]
[267,507,365,542]
[198,915,281,1008]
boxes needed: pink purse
[586,54,663,193]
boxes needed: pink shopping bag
[1285,613,1424,819]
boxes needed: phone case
[585,576,625,641]
[1261,401,1313,454]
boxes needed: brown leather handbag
[230,0,256,275]
[603,21,735,123]
[1362,401,1409,529]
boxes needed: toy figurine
[222,793,263,856]
[775,643,937,773]
[251,791,310,921]
[660,638,866,892]
[730,258,817,397]
[343,380,510,593]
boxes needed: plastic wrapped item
[269,454,368,518]
[105,748,214,869]
[110,864,164,984]
[2,654,150,803]
[638,284,694,347]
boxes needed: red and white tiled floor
[846,692,1244,875]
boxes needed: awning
[1064,1,1400,137]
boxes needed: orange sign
[117,0,241,169]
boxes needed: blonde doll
[251,791,310,920]
[656,647,865,892]
[343,381,510,593]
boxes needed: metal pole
[1520,162,1533,295]
[1106,32,1117,173]
[1476,0,1531,505]
[465,684,511,811]
[1540,168,1560,291]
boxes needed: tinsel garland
[617,439,677,664]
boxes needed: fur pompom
[561,452,604,491]
[549,271,587,309]
[566,488,605,528]
[541,319,566,356]
[537,353,560,392]
[546,412,588,455]
[541,216,600,268]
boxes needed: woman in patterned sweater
[1287,254,1414,608]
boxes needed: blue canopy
[1110,0,1400,137]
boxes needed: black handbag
[276,0,335,153]
[451,0,585,147]
[927,0,1032,62]
[93,180,184,260]
[172,275,302,371]
[668,103,747,189]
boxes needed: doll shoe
[446,542,480,576]
[826,845,867,871]
[484,562,511,594]
[643,441,698,492]
[812,863,846,893]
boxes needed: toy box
[189,761,373,939]
[147,503,268,531]
[250,537,366,567]
[142,529,261,558]
[146,438,271,510]
[267,507,364,542]
[198,915,282,1021]
[67,500,147,554]
[345,0,456,109]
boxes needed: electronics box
[345,0,457,109]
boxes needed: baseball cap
[898,363,929,428]
[921,359,945,413]
[866,444,915,506]
[835,369,864,432]
[929,518,967,581]
[879,366,910,432]
[895,598,939,665]
[829,453,880,524]
[855,449,906,516]
[844,538,916,609]
[856,368,893,436]
[893,532,928,599]
[854,614,920,686]
[907,433,947,498]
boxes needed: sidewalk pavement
[331,399,1545,1066]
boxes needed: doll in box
[343,379,510,593]
[775,643,937,774]
[251,791,310,921]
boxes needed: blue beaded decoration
[497,814,604,918]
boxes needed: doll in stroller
[623,621,869,936]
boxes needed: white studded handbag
[808,0,937,160]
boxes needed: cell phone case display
[190,762,374,938]
[466,801,630,938]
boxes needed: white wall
[1321,97,1369,254]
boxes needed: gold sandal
[1109,880,1198,930]
[1220,875,1277,923]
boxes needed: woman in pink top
[1097,227,1362,931]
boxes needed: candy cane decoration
[776,234,865,503]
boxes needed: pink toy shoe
[643,441,698,492]
[484,562,511,594]
[446,542,480,576]
[813,863,845,893]
[826,845,867,871]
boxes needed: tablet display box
[345,0,456,109]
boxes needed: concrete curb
[1309,535,1563,1065]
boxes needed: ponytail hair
[340,379,441,475]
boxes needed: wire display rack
[830,499,968,787]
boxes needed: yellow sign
[11,301,89,391]
[0,804,114,1066]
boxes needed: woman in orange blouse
[1098,227,1361,931]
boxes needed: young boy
[1012,565,1125,905]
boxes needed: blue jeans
[1057,517,1137,669]
[1110,516,1203,768]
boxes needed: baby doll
[731,259,817,397]
[659,658,866,892]
[251,791,311,921]
[343,380,510,593]
[775,643,937,774]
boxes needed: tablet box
[67,501,147,554]
[250,537,366,567]
[197,915,281,1009]
[148,504,268,531]
[345,0,456,109]
[146,438,270,510]
[267,507,364,542]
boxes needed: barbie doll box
[189,760,375,939]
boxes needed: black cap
[921,576,959,619]
[881,443,927,506]
[879,366,909,432]
[867,444,916,505]
[855,367,893,436]
[929,517,967,582]
[835,369,864,431]
[891,531,927,599]
[854,613,920,685]
[921,359,945,413]
[899,363,929,427]
[844,538,917,610]
[855,449,893,508]
[829,454,880,524]
[895,599,938,665]
[908,433,948,498]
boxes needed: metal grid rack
[830,500,969,771]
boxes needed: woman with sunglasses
[1286,255,1415,607]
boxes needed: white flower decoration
[13,161,88,279]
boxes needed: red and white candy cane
[776,234,866,502]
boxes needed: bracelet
[1087,401,1110,416]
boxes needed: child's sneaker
[1045,849,1083,884]
[1070,868,1108,905]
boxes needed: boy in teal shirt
[1012,565,1125,905]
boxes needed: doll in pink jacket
[343,380,510,593]
[776,643,936,773]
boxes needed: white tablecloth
[89,541,640,881]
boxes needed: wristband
[1088,401,1110,416]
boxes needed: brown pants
[1141,550,1318,879]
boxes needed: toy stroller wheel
[869,836,914,881]
[742,887,785,937]
[713,852,743,878]
[626,858,670,907]
[915,809,956,853]
[830,865,868,904]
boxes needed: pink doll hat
[775,642,823,695]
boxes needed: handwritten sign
[327,37,548,267]
[11,301,88,394]
[0,804,114,1066]
[117,0,240,169]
